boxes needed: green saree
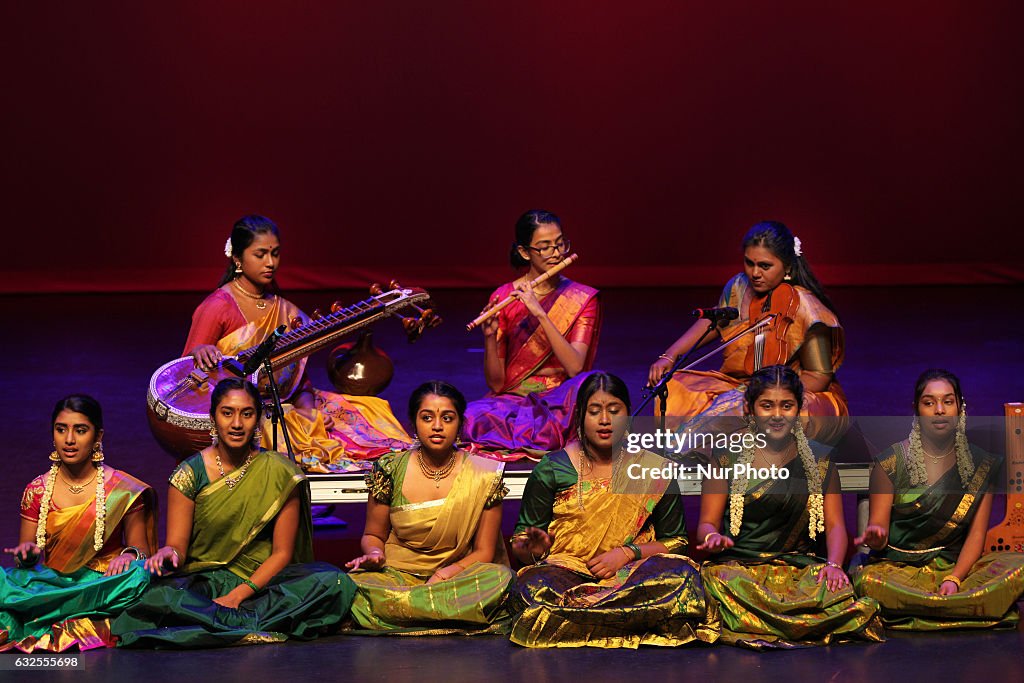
[853,441,1024,630]
[702,448,883,649]
[347,451,516,634]
[0,468,156,652]
[510,449,718,648]
[112,451,355,648]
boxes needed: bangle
[941,574,961,588]
[703,532,719,545]
[167,548,181,566]
[619,546,632,562]
[121,546,147,561]
[658,354,675,363]
[509,532,530,545]
[824,560,843,570]
[625,543,642,561]
[242,578,260,593]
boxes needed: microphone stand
[260,357,347,528]
[629,322,718,464]
[633,314,778,421]
[259,357,296,458]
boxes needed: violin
[744,282,799,375]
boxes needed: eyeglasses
[524,239,571,258]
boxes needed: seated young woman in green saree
[344,380,515,633]
[696,365,883,649]
[1,395,157,652]
[853,368,1024,629]
[509,372,718,648]
[112,378,355,648]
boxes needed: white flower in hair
[224,238,233,258]
[793,236,803,257]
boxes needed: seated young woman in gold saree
[113,379,354,648]
[510,372,718,648]
[184,215,410,470]
[1,395,156,652]
[344,381,516,633]
[853,369,1024,629]
[697,366,883,649]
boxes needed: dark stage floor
[16,629,1024,682]
[1,285,1022,675]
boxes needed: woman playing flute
[463,210,601,458]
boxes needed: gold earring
[783,272,792,281]
[209,427,219,446]
[49,443,60,462]
[92,442,104,462]
[253,427,262,445]
[234,262,242,274]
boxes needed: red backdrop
[3,2,1021,292]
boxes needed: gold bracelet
[509,532,530,545]
[941,574,961,588]
[619,546,632,562]
[703,531,719,545]
[658,354,675,363]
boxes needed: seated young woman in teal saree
[510,372,718,648]
[345,381,516,633]
[697,366,883,649]
[1,395,156,653]
[112,379,355,648]
[853,369,1024,629]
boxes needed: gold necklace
[575,449,593,510]
[923,445,955,461]
[215,449,257,490]
[417,449,458,488]
[755,442,794,466]
[58,469,97,494]
[574,446,619,510]
[232,279,273,310]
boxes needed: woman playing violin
[647,221,846,431]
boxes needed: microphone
[242,325,287,375]
[224,325,287,377]
[691,306,739,322]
